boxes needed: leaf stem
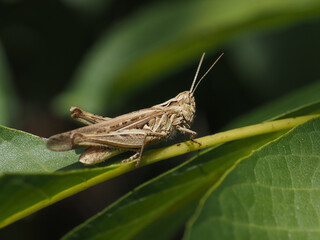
[141,114,320,166]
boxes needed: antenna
[190,53,206,92]
[192,53,224,94]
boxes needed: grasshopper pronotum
[47,53,224,167]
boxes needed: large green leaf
[185,118,320,240]
[61,131,289,240]
[60,102,320,238]
[54,0,320,114]
[61,113,320,240]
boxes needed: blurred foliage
[61,0,114,16]
[0,41,16,125]
[0,0,320,239]
[54,0,320,115]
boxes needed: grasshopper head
[175,91,196,126]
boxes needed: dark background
[0,0,320,239]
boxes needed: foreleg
[176,126,201,145]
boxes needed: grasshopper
[47,53,223,167]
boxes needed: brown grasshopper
[47,53,223,167]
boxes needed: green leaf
[61,117,320,240]
[0,127,137,228]
[185,117,320,240]
[54,0,320,114]
[60,113,320,238]
[61,131,290,240]
[0,126,78,173]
